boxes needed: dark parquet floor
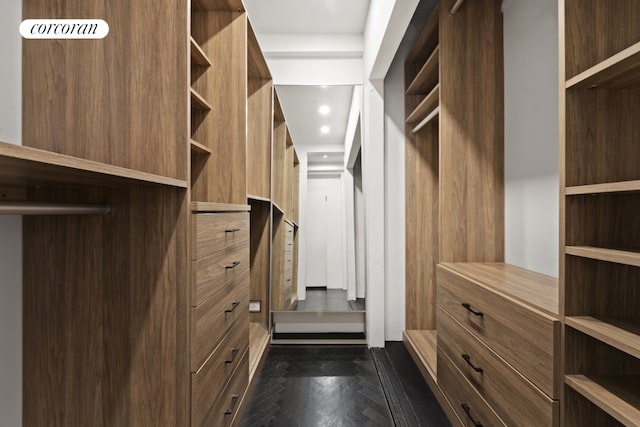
[239,344,450,427]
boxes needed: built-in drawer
[438,348,506,427]
[192,212,249,260]
[199,348,249,427]
[437,307,559,426]
[191,269,249,370]
[192,341,249,427]
[192,240,249,306]
[436,264,559,398]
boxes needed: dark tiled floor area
[295,289,365,312]
[239,344,450,427]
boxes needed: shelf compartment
[411,107,439,134]
[566,374,640,426]
[406,46,439,95]
[567,41,640,89]
[567,180,640,195]
[406,3,439,65]
[566,246,640,268]
[0,140,187,188]
[190,201,250,212]
[190,88,212,111]
[566,316,640,359]
[190,139,212,156]
[406,83,440,124]
[190,37,212,67]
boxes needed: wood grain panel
[564,0,640,79]
[191,11,247,204]
[192,328,249,427]
[565,386,624,427]
[249,200,271,325]
[271,212,287,311]
[437,349,506,427]
[247,79,272,199]
[406,46,439,95]
[193,0,244,12]
[405,119,438,330]
[272,121,287,211]
[439,0,504,263]
[247,23,271,78]
[191,269,249,370]
[192,241,249,306]
[566,375,640,426]
[437,264,559,398]
[192,212,249,260]
[404,330,438,381]
[23,0,187,181]
[23,186,189,427]
[438,308,558,426]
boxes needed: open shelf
[566,41,640,89]
[247,22,271,79]
[247,194,270,203]
[403,330,437,382]
[566,246,640,268]
[190,36,212,67]
[405,3,439,65]
[190,201,251,212]
[406,83,440,124]
[249,322,270,382]
[566,374,640,426]
[272,199,285,216]
[406,45,439,95]
[411,107,439,134]
[190,139,212,156]
[192,0,245,11]
[190,88,212,111]
[567,180,640,195]
[0,141,188,188]
[566,316,640,360]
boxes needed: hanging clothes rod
[450,0,465,15]
[0,202,111,215]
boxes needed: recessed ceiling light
[319,105,330,115]
[320,126,330,134]
[323,154,328,158]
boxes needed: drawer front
[192,343,249,427]
[203,349,249,427]
[192,240,249,306]
[436,265,559,397]
[438,308,559,426]
[438,348,506,427]
[192,212,249,260]
[191,269,249,370]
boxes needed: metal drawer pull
[225,228,241,233]
[225,261,241,269]
[225,301,240,313]
[462,354,483,373]
[461,303,483,317]
[461,404,483,427]
[224,394,240,415]
[225,347,240,364]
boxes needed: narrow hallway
[239,345,449,427]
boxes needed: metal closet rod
[0,201,111,215]
[450,0,465,14]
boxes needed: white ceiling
[244,0,370,155]
[276,85,353,147]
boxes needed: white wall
[0,2,22,426]
[503,0,559,278]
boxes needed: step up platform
[271,311,366,344]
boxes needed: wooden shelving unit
[561,1,640,424]
[190,87,212,111]
[190,139,212,156]
[190,36,212,67]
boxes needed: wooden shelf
[406,46,439,95]
[406,84,440,124]
[0,141,188,188]
[403,330,437,382]
[190,37,211,67]
[566,246,640,268]
[247,194,270,203]
[190,88,212,111]
[190,201,250,212]
[272,200,284,216]
[566,374,640,426]
[247,22,271,79]
[411,107,439,134]
[190,139,212,156]
[566,180,640,195]
[248,322,270,383]
[406,3,439,64]
[566,316,640,360]
[566,41,640,89]
[192,0,244,11]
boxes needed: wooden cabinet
[437,263,560,426]
[560,1,640,425]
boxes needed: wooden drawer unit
[438,348,506,427]
[191,331,249,427]
[437,263,559,397]
[191,268,250,370]
[192,240,249,306]
[438,307,559,426]
[192,212,249,260]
